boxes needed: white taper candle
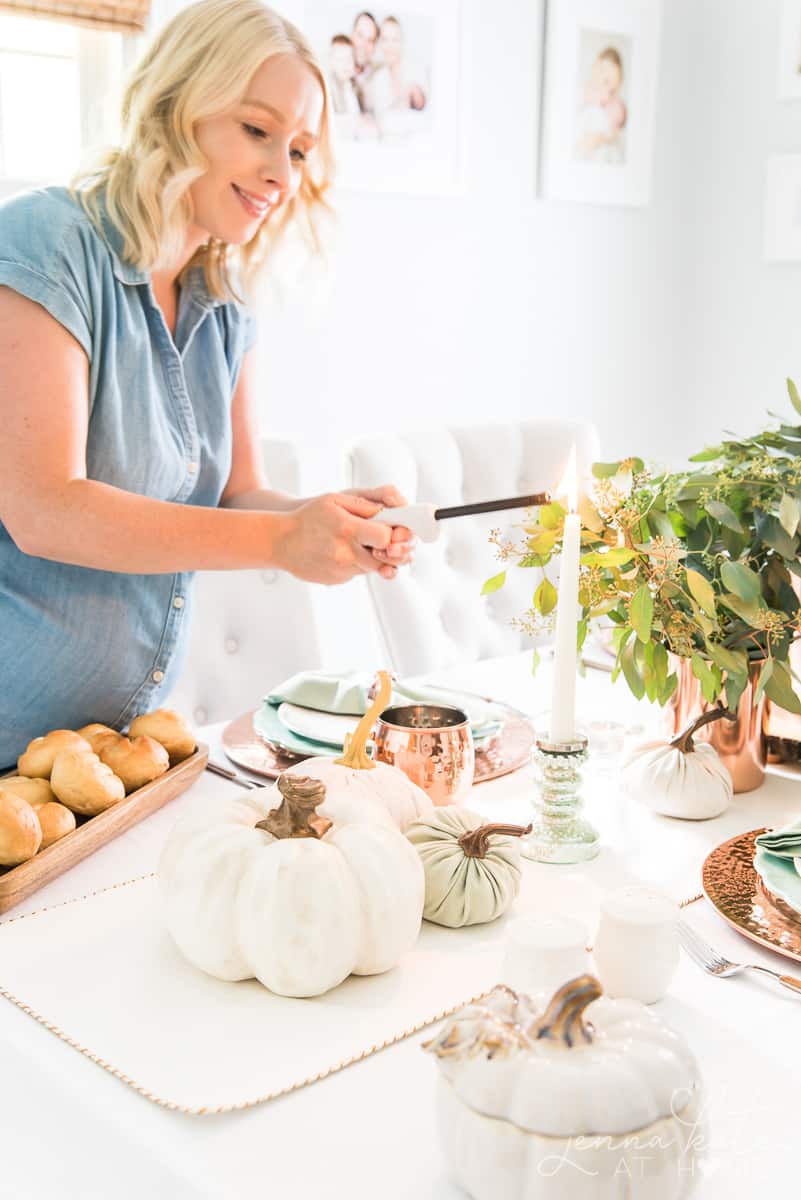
[549,449,580,743]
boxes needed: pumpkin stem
[530,975,602,1047]
[255,774,332,840]
[457,823,533,858]
[670,702,737,753]
[334,670,392,771]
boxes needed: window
[0,14,134,188]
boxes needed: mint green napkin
[265,670,503,730]
[755,819,801,860]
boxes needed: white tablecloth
[1,654,800,1199]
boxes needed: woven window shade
[0,0,149,32]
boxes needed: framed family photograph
[281,0,464,193]
[764,154,801,262]
[539,0,663,207]
[778,0,801,100]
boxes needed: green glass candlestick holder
[522,733,600,864]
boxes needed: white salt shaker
[501,915,590,996]
[592,886,679,1004]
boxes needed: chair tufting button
[224,637,239,654]
[261,570,278,585]
[194,706,208,725]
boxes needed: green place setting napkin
[755,818,801,861]
[265,670,503,733]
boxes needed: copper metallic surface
[667,658,766,793]
[702,829,801,965]
[222,704,536,784]
[374,705,475,806]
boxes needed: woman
[0,0,413,767]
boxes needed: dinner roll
[129,709,195,765]
[77,723,123,755]
[34,802,76,850]
[0,776,55,806]
[0,790,42,865]
[50,749,126,816]
[99,735,169,793]
[18,730,92,779]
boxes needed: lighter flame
[556,446,578,513]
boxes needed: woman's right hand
[272,493,395,585]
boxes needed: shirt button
[152,669,165,683]
[173,596,185,609]
[224,637,239,654]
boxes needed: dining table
[1,650,800,1200]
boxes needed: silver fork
[677,920,801,996]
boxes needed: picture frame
[764,154,801,263]
[282,0,465,194]
[778,0,801,100]
[539,0,663,207]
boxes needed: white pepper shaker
[592,886,679,1004]
[501,914,590,996]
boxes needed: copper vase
[374,705,475,806]
[666,658,766,793]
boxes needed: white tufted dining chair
[164,438,324,727]
[347,420,600,678]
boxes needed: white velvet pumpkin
[426,978,704,1200]
[623,706,734,820]
[159,774,424,998]
[406,808,531,927]
[282,669,432,832]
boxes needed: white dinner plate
[277,703,360,747]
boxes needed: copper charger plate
[221,702,536,784]
[702,829,801,965]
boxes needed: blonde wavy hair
[71,0,334,301]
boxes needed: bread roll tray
[0,743,207,915]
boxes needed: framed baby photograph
[281,0,465,194]
[764,155,801,262]
[778,0,801,100]
[539,0,663,207]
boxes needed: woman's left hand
[343,485,416,580]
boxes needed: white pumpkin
[159,774,424,998]
[282,670,432,832]
[623,705,734,820]
[426,977,704,1200]
[406,808,532,927]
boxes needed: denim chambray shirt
[0,186,255,768]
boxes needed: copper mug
[373,705,475,806]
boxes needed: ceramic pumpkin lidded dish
[425,976,704,1199]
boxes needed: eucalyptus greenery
[483,381,801,714]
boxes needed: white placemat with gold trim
[0,875,504,1114]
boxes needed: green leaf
[576,618,588,654]
[481,571,507,596]
[658,672,679,706]
[688,446,723,462]
[779,493,801,538]
[685,568,717,617]
[538,502,566,530]
[788,378,801,418]
[755,657,774,702]
[720,592,764,625]
[516,553,548,568]
[707,643,748,679]
[764,660,801,714]
[630,585,654,644]
[720,561,761,604]
[530,647,541,677]
[691,653,722,704]
[704,500,743,533]
[528,529,558,555]
[620,640,645,700]
[757,512,798,559]
[534,577,558,615]
[592,461,621,479]
[581,548,636,568]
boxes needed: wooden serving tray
[0,742,208,915]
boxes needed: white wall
[251,0,695,484]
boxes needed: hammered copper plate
[222,704,536,784]
[702,829,801,965]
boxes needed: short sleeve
[0,189,94,357]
